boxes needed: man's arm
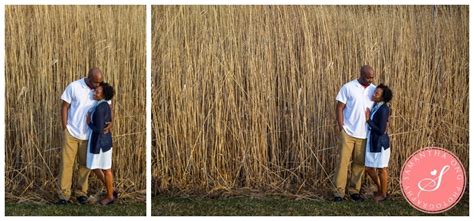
[104,102,114,133]
[336,101,345,131]
[61,101,70,130]
[110,103,113,121]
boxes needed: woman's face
[372,88,383,102]
[94,86,104,100]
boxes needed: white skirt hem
[365,132,390,168]
[86,133,113,170]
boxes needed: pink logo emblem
[400,147,466,214]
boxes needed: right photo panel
[152,5,469,216]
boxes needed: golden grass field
[5,5,146,202]
[152,6,468,196]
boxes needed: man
[57,67,112,204]
[333,65,376,202]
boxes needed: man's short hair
[360,65,374,74]
[88,67,102,78]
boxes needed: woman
[365,84,393,202]
[86,82,116,205]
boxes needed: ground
[5,201,146,216]
[153,194,469,216]
[6,194,468,216]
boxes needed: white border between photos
[0,1,472,221]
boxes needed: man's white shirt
[61,78,111,140]
[336,79,376,139]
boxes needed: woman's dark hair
[100,82,115,101]
[377,84,393,103]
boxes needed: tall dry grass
[152,6,468,196]
[5,5,146,202]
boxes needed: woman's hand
[86,113,91,125]
[365,108,370,122]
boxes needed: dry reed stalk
[5,5,146,202]
[152,5,468,196]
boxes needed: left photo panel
[5,5,146,216]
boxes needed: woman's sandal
[99,197,115,206]
[374,194,387,203]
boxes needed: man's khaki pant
[333,129,366,198]
[58,129,90,200]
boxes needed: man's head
[87,67,103,88]
[359,65,375,86]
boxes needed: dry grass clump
[5,5,146,202]
[152,6,468,196]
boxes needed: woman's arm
[367,106,389,135]
[88,104,107,133]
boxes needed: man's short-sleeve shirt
[336,79,376,139]
[61,78,97,140]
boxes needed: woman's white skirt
[365,132,390,168]
[87,134,112,170]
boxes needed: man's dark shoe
[77,196,89,204]
[55,199,68,205]
[334,196,343,202]
[350,193,364,201]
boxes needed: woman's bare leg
[365,167,381,195]
[374,168,388,202]
[100,169,114,205]
[93,169,106,186]
[379,168,388,196]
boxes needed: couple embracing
[56,68,117,205]
[334,65,393,203]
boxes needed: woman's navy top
[367,103,390,152]
[88,101,112,154]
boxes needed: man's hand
[61,101,70,130]
[336,101,345,132]
[86,113,91,125]
[104,121,113,134]
[104,103,114,134]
